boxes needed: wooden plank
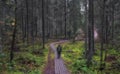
[50,41,70,74]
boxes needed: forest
[0,0,120,74]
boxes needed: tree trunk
[42,0,45,49]
[64,0,67,39]
[10,0,17,63]
[86,0,94,67]
[100,0,105,70]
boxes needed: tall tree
[100,0,105,69]
[86,0,94,67]
[64,0,67,39]
[42,0,45,49]
[25,0,29,43]
[84,0,88,58]
[10,0,17,63]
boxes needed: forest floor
[0,42,48,74]
[39,40,120,74]
[61,41,120,74]
[0,39,120,74]
[43,46,55,74]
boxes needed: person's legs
[59,51,61,58]
[57,51,60,59]
[57,51,59,58]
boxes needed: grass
[61,41,85,73]
[0,42,48,74]
[61,41,120,74]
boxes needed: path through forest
[43,46,55,74]
[44,40,70,74]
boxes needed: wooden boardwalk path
[50,40,70,74]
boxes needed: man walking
[57,45,62,59]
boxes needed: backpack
[57,46,61,52]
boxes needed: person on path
[57,45,62,59]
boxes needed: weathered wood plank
[50,40,70,74]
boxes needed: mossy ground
[61,41,120,74]
[1,40,120,74]
[0,42,48,74]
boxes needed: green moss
[61,41,120,74]
[0,42,48,74]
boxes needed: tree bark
[86,0,94,67]
[42,0,45,49]
[10,0,17,63]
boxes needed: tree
[84,0,88,58]
[42,0,45,49]
[10,0,17,63]
[100,0,105,70]
[64,0,67,39]
[86,0,94,67]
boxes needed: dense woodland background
[0,0,120,74]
